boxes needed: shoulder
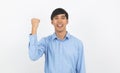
[41,34,53,42]
[70,34,83,48]
[70,34,83,44]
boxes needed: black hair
[51,8,68,20]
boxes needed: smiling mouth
[57,24,63,28]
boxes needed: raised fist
[31,18,40,34]
[31,18,40,29]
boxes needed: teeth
[58,24,62,27]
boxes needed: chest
[47,40,78,58]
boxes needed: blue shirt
[28,32,86,73]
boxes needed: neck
[55,30,67,40]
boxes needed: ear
[66,20,68,25]
[51,20,53,25]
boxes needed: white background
[0,0,120,73]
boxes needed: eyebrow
[61,15,66,17]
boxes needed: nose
[57,19,62,23]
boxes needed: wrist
[31,27,37,35]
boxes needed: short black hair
[51,8,68,20]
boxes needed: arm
[28,18,46,61]
[76,41,86,73]
[29,35,46,61]
[31,18,40,35]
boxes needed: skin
[31,14,68,40]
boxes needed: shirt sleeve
[28,34,47,61]
[76,41,86,73]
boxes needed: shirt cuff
[29,34,37,44]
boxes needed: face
[51,14,68,33]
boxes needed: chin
[55,28,65,32]
[56,30,63,32]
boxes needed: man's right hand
[31,18,40,35]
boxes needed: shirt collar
[52,31,71,40]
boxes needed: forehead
[54,14,66,17]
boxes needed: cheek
[52,21,57,24]
[64,21,68,25]
[52,23,57,27]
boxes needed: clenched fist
[31,18,40,35]
[31,18,40,29]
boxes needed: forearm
[28,34,46,61]
[31,27,37,35]
[29,35,40,61]
[29,18,43,61]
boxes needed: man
[28,8,86,73]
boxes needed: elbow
[29,52,38,61]
[29,54,38,61]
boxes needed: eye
[61,17,65,19]
[54,17,58,20]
